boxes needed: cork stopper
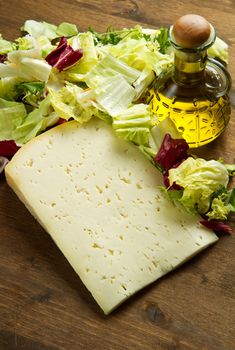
[172,14,211,48]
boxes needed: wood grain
[0,1,235,349]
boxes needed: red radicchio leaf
[0,140,20,158]
[45,37,83,72]
[155,133,189,171]
[200,219,233,234]
[0,54,7,63]
[155,134,188,190]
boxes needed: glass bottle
[145,14,231,148]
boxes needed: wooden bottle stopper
[172,14,211,48]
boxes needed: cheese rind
[5,119,218,314]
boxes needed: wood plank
[0,1,235,349]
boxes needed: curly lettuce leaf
[168,157,229,214]
[206,188,235,220]
[224,163,235,177]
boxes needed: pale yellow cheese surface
[5,119,218,314]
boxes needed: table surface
[0,1,235,350]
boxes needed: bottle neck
[173,49,207,86]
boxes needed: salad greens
[206,187,235,220]
[153,134,234,233]
[208,37,229,64]
[155,28,170,54]
[224,164,235,177]
[0,35,15,54]
[22,20,78,40]
[0,98,27,140]
[0,20,227,148]
[0,20,233,231]
[168,157,229,214]
[113,104,153,146]
[0,35,52,82]
[12,95,58,145]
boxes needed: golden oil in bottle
[145,15,231,148]
[146,76,231,147]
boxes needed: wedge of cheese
[5,119,218,314]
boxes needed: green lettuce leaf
[35,36,54,58]
[49,84,94,123]
[208,37,228,64]
[22,20,78,40]
[154,27,170,54]
[94,110,113,124]
[0,77,22,100]
[168,157,229,214]
[115,127,150,146]
[22,20,58,40]
[112,104,152,145]
[88,25,147,46]
[92,75,135,116]
[206,188,235,220]
[224,163,235,176]
[138,145,157,163]
[18,30,55,57]
[99,28,173,75]
[15,81,45,107]
[104,37,150,70]
[161,187,184,201]
[133,67,155,100]
[0,98,27,140]
[0,57,51,82]
[85,54,141,87]
[56,23,78,37]
[0,36,51,82]
[0,34,16,54]
[16,36,34,51]
[12,95,58,145]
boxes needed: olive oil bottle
[145,14,231,147]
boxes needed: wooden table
[0,1,234,349]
